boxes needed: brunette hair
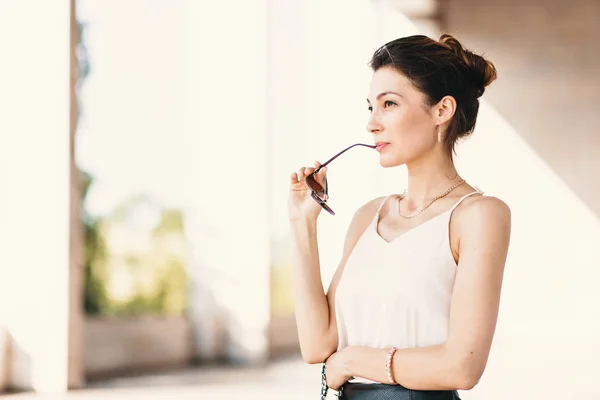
[369,34,497,159]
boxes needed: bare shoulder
[453,195,512,251]
[355,196,387,219]
[342,196,386,248]
[456,195,511,227]
[350,196,388,228]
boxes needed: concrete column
[0,0,83,393]
[68,0,85,389]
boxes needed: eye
[384,100,396,107]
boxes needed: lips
[375,142,390,151]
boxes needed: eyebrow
[366,91,404,103]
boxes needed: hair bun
[439,34,497,97]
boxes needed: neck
[403,151,461,209]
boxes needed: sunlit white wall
[183,0,271,363]
[76,0,187,215]
[0,0,72,393]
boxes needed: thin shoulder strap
[449,186,484,213]
[371,195,391,224]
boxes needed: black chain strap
[320,363,328,399]
[320,362,344,399]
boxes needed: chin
[379,153,405,168]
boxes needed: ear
[434,95,457,125]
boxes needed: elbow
[299,336,337,364]
[300,346,335,365]
[452,362,483,390]
[454,374,479,391]
[302,353,325,364]
[444,350,484,390]
[443,343,487,390]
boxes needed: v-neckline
[374,208,451,244]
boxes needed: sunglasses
[305,143,376,215]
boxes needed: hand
[288,161,328,222]
[324,350,351,391]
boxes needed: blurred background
[0,0,598,399]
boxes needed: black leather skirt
[339,383,461,400]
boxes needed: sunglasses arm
[315,143,376,173]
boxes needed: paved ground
[4,355,341,399]
[6,354,600,400]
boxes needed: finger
[290,172,298,183]
[313,161,326,175]
[297,167,306,178]
[304,167,315,176]
[317,166,328,182]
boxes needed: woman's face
[366,67,438,168]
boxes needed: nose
[366,112,383,134]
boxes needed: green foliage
[82,189,189,316]
[101,259,185,316]
[81,171,110,315]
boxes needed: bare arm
[291,197,384,364]
[338,196,512,389]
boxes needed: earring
[438,126,442,143]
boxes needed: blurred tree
[91,195,188,316]
[75,19,188,317]
[81,171,110,314]
[73,19,110,315]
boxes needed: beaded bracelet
[385,346,398,384]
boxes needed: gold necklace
[397,179,466,219]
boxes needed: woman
[288,34,511,399]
